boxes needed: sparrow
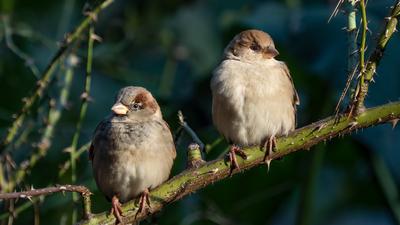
[211,29,300,172]
[89,86,176,223]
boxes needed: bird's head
[224,29,279,62]
[111,86,161,120]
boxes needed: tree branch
[0,185,93,220]
[77,101,400,225]
[351,0,400,114]
[0,184,91,200]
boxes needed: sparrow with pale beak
[211,29,299,172]
[89,86,176,223]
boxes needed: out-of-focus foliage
[0,0,399,224]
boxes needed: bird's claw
[135,189,151,219]
[111,196,123,224]
[228,145,247,175]
[263,136,277,171]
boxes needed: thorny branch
[77,101,400,225]
[350,0,400,114]
[0,0,114,154]
[0,185,93,220]
[0,184,91,200]
[1,0,399,224]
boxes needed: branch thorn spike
[390,118,399,129]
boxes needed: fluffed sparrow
[211,29,300,171]
[89,86,176,222]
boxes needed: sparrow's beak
[111,103,129,115]
[263,46,279,59]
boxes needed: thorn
[390,118,399,129]
[316,123,327,132]
[370,77,375,83]
[83,11,98,21]
[348,121,358,130]
[90,33,103,42]
[80,92,93,102]
[63,147,72,153]
[265,158,271,172]
[384,16,392,21]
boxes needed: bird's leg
[110,195,123,224]
[228,145,247,175]
[263,135,277,171]
[135,188,151,219]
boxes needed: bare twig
[178,111,205,150]
[335,0,360,115]
[0,184,91,200]
[77,101,400,225]
[187,143,205,169]
[59,142,91,177]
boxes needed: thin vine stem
[69,24,95,223]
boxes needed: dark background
[0,0,399,224]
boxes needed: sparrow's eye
[250,44,261,52]
[131,102,142,111]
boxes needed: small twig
[0,199,35,220]
[335,0,360,115]
[58,141,91,177]
[0,0,113,154]
[186,143,205,169]
[0,185,92,200]
[177,111,205,151]
[33,196,40,225]
[359,0,367,73]
[68,24,95,223]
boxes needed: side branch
[0,185,93,220]
[0,185,91,200]
[77,101,400,225]
[351,1,400,113]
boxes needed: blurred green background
[0,0,399,224]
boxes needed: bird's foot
[135,188,151,219]
[110,196,124,224]
[228,145,247,175]
[263,136,277,171]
